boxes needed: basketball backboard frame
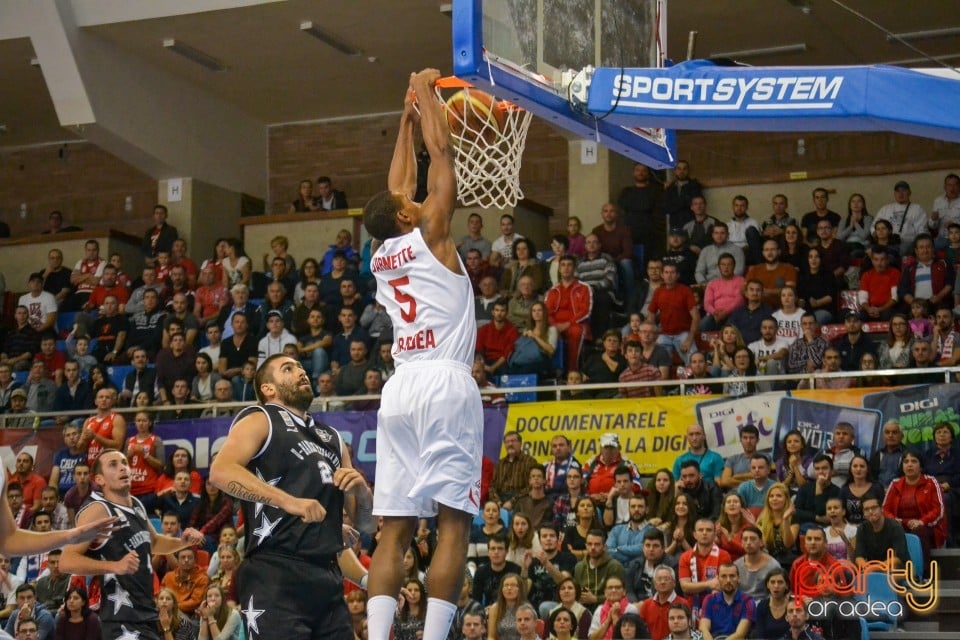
[451,0,677,169]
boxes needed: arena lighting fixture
[162,39,226,72]
[709,43,808,60]
[299,21,362,56]
[887,26,960,43]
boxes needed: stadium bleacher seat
[107,365,134,390]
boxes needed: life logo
[792,549,938,618]
[612,73,845,111]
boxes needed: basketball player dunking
[363,69,484,640]
[210,355,373,640]
[60,450,206,640]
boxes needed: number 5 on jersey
[388,276,418,322]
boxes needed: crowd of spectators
[0,171,958,639]
[2,170,958,420]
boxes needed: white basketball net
[430,85,533,210]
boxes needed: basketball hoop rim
[434,76,525,112]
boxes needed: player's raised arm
[410,69,457,243]
[387,77,418,199]
[0,490,117,558]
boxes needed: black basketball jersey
[79,493,157,624]
[233,403,345,562]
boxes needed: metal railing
[4,366,955,429]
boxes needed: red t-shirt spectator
[649,284,697,336]
[859,267,901,306]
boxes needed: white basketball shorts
[372,359,483,517]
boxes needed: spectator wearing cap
[873,180,932,255]
[583,433,642,503]
[216,283,262,339]
[591,202,637,311]
[662,228,698,286]
[18,273,57,334]
[4,388,36,427]
[257,310,296,367]
[831,310,876,371]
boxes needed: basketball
[444,89,506,145]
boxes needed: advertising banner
[862,384,960,450]
[772,398,883,462]
[505,397,698,473]
[695,392,786,458]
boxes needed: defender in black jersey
[210,354,373,640]
[60,450,205,640]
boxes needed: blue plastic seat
[106,365,135,390]
[864,571,902,631]
[904,532,924,582]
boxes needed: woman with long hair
[189,478,235,553]
[563,497,602,560]
[824,497,858,560]
[293,257,321,304]
[191,353,221,402]
[797,247,836,325]
[209,544,240,607]
[877,313,914,369]
[838,193,872,258]
[716,493,752,560]
[54,586,101,640]
[838,454,884,525]
[548,607,577,640]
[612,612,648,640]
[288,178,320,214]
[156,588,197,640]
[548,578,592,639]
[393,579,427,640]
[155,447,203,497]
[197,584,242,640]
[501,238,545,295]
[772,286,805,345]
[856,351,889,386]
[220,238,250,288]
[134,390,154,408]
[508,301,558,377]
[346,590,367,640]
[780,223,805,269]
[753,568,790,640]
[506,512,540,565]
[865,219,902,271]
[756,483,799,567]
[664,494,697,558]
[547,235,570,286]
[124,410,164,514]
[884,451,948,566]
[709,324,745,371]
[88,364,116,395]
[553,467,586,530]
[644,469,675,530]
[467,500,506,565]
[402,546,426,583]
[776,429,812,496]
[487,573,528,640]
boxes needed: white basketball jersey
[372,228,476,366]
